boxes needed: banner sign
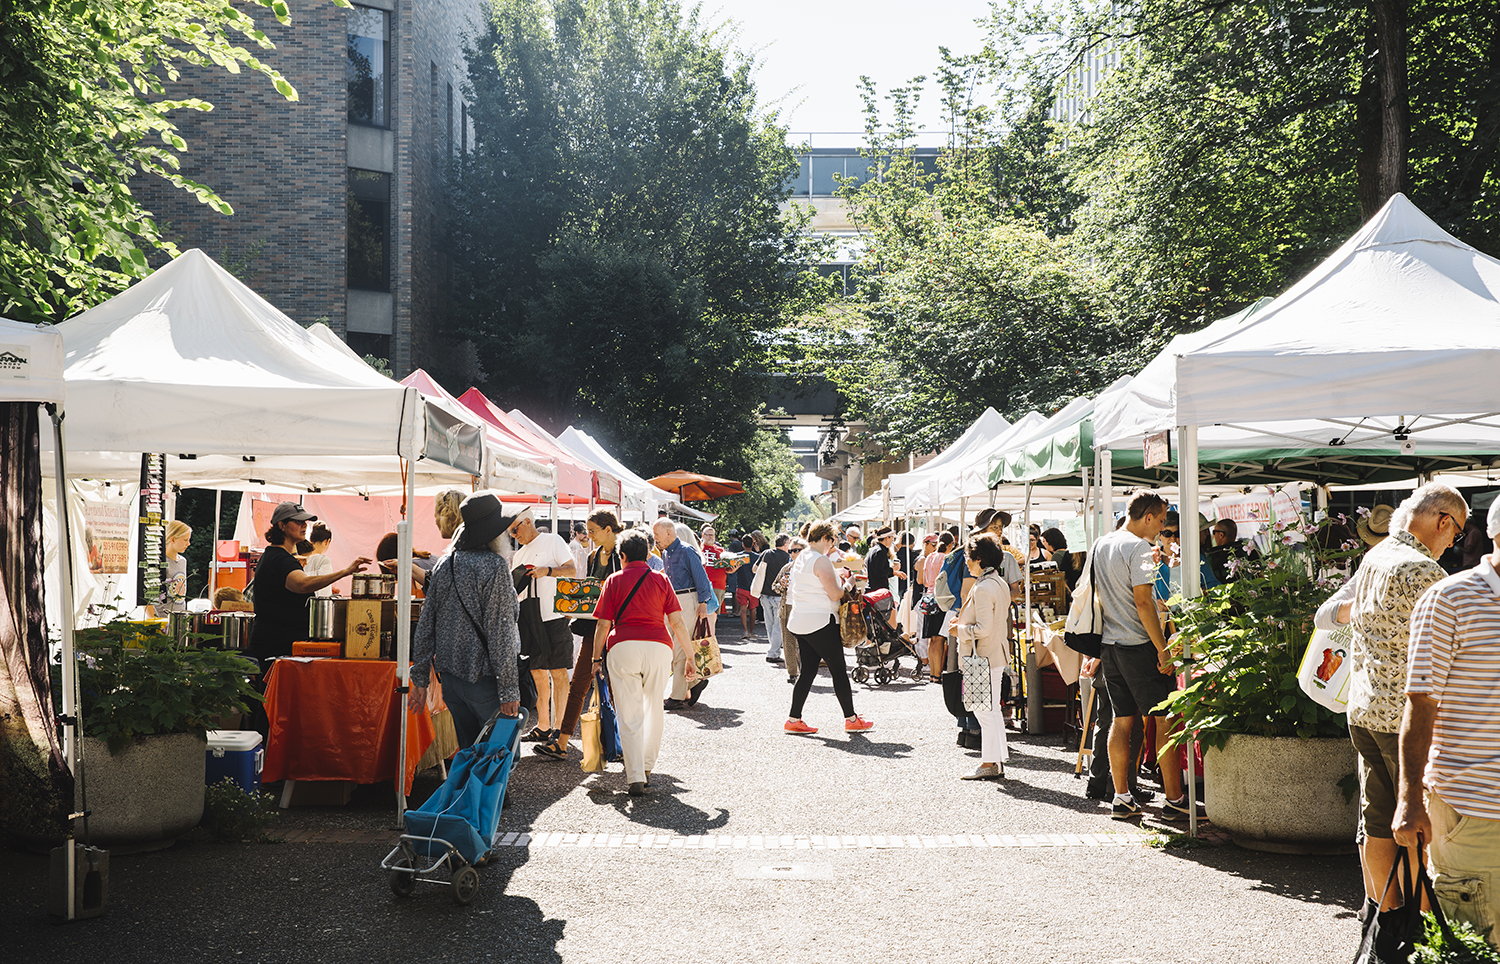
[1211,485,1304,536]
[137,453,167,604]
[1143,431,1171,468]
[84,502,132,574]
[424,403,484,476]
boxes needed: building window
[347,6,389,127]
[460,103,468,155]
[348,169,390,291]
[346,332,391,363]
[447,83,454,158]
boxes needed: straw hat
[1358,505,1393,547]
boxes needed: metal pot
[307,597,345,640]
[219,613,254,651]
[166,611,195,642]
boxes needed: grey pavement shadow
[588,775,731,835]
[1153,842,1365,913]
[674,705,745,731]
[803,732,914,759]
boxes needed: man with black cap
[250,501,372,663]
[411,493,523,749]
[864,526,904,596]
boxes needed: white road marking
[496,829,1151,850]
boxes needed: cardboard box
[344,600,382,659]
[291,641,341,658]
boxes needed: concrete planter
[1204,733,1358,855]
[77,734,206,852]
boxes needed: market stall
[555,425,716,521]
[45,249,522,824]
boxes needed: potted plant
[1162,512,1359,854]
[62,616,261,850]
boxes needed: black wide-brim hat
[453,493,519,550]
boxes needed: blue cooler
[205,730,264,794]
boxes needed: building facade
[135,0,487,374]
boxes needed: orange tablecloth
[263,658,434,795]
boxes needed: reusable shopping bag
[685,618,724,682]
[580,681,603,773]
[1298,625,1353,713]
[960,654,992,712]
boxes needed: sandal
[532,740,567,760]
[523,727,550,742]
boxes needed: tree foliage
[810,54,1140,456]
[0,0,334,322]
[701,429,802,533]
[448,0,829,488]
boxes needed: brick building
[135,0,487,374]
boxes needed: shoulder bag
[749,558,769,596]
[1063,552,1103,658]
[958,573,1000,711]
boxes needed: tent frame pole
[46,404,79,921]
[1178,424,1201,838]
[395,389,419,828]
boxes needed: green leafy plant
[202,778,278,843]
[1161,512,1359,748]
[1412,912,1500,963]
[69,618,262,755]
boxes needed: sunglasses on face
[1161,529,1179,537]
[1440,512,1467,544]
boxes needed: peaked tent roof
[0,316,65,405]
[397,368,553,494]
[903,412,1049,513]
[55,249,421,460]
[554,427,715,521]
[887,407,1011,500]
[1177,194,1500,425]
[457,387,598,499]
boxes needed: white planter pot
[77,733,206,852]
[1204,733,1358,855]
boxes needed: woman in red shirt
[591,529,692,796]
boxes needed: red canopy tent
[457,387,613,504]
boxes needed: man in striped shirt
[1394,497,1500,947]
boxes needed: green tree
[702,428,802,533]
[0,0,335,322]
[808,58,1134,456]
[448,0,830,483]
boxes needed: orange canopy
[646,470,744,502]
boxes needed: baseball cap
[270,501,316,524]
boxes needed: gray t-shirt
[1091,529,1158,647]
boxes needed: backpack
[935,549,967,611]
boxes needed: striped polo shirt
[1406,556,1500,820]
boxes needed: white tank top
[787,550,839,635]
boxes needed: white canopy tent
[887,407,1013,503]
[901,412,1050,514]
[46,249,489,824]
[554,426,715,522]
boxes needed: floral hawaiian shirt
[1346,529,1448,733]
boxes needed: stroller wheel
[452,865,481,905]
[875,667,892,686]
[388,858,416,898]
[852,666,869,684]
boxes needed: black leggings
[789,618,855,720]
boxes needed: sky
[688,0,998,146]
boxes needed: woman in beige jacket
[954,532,1016,780]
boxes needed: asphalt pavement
[4,619,1364,963]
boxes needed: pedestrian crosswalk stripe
[490,830,1149,850]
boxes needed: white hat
[1487,499,1500,539]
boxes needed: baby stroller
[381,711,523,905]
[852,588,924,685]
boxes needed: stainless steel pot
[166,611,195,641]
[219,613,254,651]
[307,597,346,640]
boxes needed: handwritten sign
[1143,431,1171,468]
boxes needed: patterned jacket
[1346,529,1447,733]
[411,548,520,702]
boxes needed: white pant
[670,591,697,700]
[607,639,673,784]
[761,595,783,658]
[972,664,1010,764]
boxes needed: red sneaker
[784,719,818,734]
[844,715,874,732]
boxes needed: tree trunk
[1361,0,1409,217]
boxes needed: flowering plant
[1161,509,1363,748]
